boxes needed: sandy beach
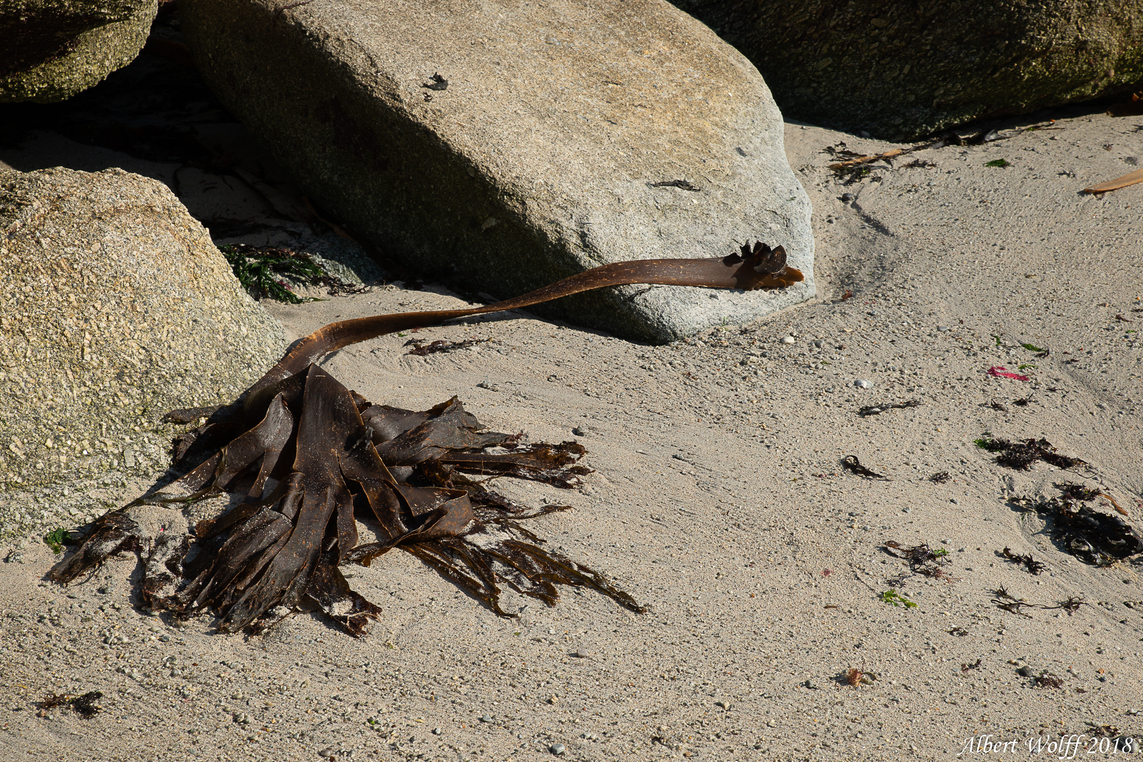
[2,44,1142,762]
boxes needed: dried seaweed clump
[882,540,951,579]
[841,455,888,480]
[1031,672,1064,689]
[1011,483,1142,567]
[991,586,1033,618]
[974,436,1085,471]
[36,691,102,718]
[998,546,1047,575]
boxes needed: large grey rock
[672,0,1143,141]
[0,166,285,538]
[179,0,813,342]
[0,0,158,103]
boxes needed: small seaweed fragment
[985,159,1010,168]
[70,691,103,717]
[35,694,70,713]
[1011,483,1142,566]
[841,455,888,480]
[883,541,950,578]
[1056,482,1129,516]
[961,659,982,673]
[928,471,951,484]
[404,337,491,356]
[422,72,448,91]
[1044,596,1087,615]
[825,125,1040,180]
[36,691,102,718]
[991,587,1034,618]
[974,436,1085,471]
[823,142,863,162]
[1055,482,1101,501]
[880,589,916,608]
[998,546,1047,575]
[1032,672,1063,689]
[857,399,920,417]
[43,527,71,554]
[219,244,361,303]
[838,165,875,184]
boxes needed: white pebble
[854,379,873,388]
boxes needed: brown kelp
[52,243,803,635]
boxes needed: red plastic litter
[988,366,1030,381]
